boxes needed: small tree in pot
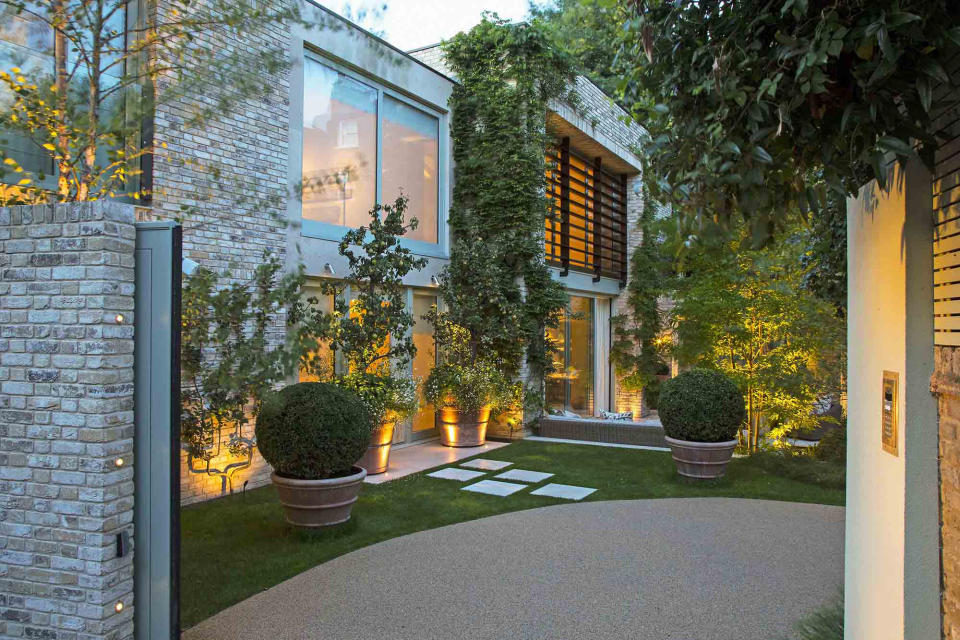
[423,309,510,447]
[296,196,426,474]
[659,369,746,479]
[256,382,373,527]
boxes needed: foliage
[439,16,573,405]
[802,191,848,317]
[659,368,746,442]
[255,382,373,480]
[181,438,845,626]
[611,179,667,404]
[617,0,960,241]
[294,196,427,423]
[528,0,625,97]
[815,424,847,464]
[666,223,845,451]
[749,450,845,490]
[422,307,511,413]
[0,0,301,203]
[337,371,418,425]
[792,598,844,640]
[180,254,307,462]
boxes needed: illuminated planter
[271,466,366,528]
[439,405,492,447]
[356,414,398,475]
[664,436,738,479]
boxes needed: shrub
[659,368,745,442]
[815,424,847,464]
[255,382,373,479]
[423,361,508,413]
[748,451,846,491]
[792,598,843,640]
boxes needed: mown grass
[181,439,844,628]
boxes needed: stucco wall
[0,202,137,640]
[845,160,938,639]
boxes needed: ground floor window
[546,295,595,416]
[411,292,438,438]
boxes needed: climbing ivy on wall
[611,180,667,406]
[440,16,575,406]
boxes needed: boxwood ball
[658,369,746,443]
[256,382,373,480]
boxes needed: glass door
[410,292,439,440]
[546,295,595,416]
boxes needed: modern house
[0,4,645,502]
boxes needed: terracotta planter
[665,436,738,479]
[356,415,398,475]
[271,466,366,528]
[438,405,491,447]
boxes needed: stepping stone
[530,483,597,501]
[460,458,513,471]
[494,469,554,483]
[461,479,527,497]
[427,468,486,482]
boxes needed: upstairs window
[302,56,440,246]
[546,138,628,283]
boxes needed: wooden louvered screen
[934,53,960,345]
[546,137,628,283]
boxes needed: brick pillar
[0,202,136,639]
[935,345,960,639]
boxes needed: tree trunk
[53,0,72,199]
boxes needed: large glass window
[411,293,438,437]
[382,96,439,243]
[298,292,335,382]
[302,57,441,246]
[302,63,378,229]
[546,296,595,416]
[1,4,131,188]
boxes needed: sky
[321,0,534,52]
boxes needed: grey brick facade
[149,0,294,504]
[0,202,136,640]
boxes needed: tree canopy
[617,0,960,241]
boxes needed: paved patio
[184,498,843,640]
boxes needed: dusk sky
[322,0,533,51]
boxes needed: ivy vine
[439,17,576,409]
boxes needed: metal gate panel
[134,221,182,639]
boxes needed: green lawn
[180,440,844,628]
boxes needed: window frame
[300,51,448,258]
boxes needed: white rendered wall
[845,159,938,639]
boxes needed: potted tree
[423,310,508,447]
[297,196,426,474]
[256,382,373,527]
[659,368,746,479]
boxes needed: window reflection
[381,96,438,243]
[302,60,377,229]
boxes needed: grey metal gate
[134,222,182,639]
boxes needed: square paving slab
[460,458,513,471]
[461,479,527,497]
[494,469,554,483]
[530,483,597,501]
[426,468,486,482]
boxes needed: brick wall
[0,202,136,640]
[935,347,960,639]
[149,0,293,504]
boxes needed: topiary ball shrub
[256,382,373,480]
[659,369,746,443]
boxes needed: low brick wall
[0,202,136,640]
